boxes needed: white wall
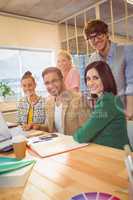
[0,15,61,56]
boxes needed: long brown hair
[84,61,117,95]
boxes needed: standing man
[41,67,89,135]
[84,19,133,119]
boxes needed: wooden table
[0,144,129,200]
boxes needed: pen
[39,133,58,140]
[33,137,52,143]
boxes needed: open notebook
[28,133,88,158]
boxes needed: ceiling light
[127,0,133,4]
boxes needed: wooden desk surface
[0,144,129,200]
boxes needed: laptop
[0,112,48,151]
[0,112,11,141]
[0,112,18,152]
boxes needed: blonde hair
[58,50,72,63]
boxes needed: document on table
[27,133,88,158]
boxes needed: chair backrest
[127,120,133,149]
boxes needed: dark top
[73,92,129,149]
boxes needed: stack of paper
[0,157,36,187]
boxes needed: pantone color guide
[70,192,120,200]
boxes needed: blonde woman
[17,71,45,131]
[57,50,80,92]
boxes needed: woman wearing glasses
[73,61,129,149]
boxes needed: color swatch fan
[70,192,120,200]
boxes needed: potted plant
[0,82,14,101]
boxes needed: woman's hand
[32,124,40,130]
[22,123,41,131]
[22,123,33,131]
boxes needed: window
[0,48,55,100]
[59,0,133,92]
[72,54,90,92]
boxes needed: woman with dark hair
[73,61,129,149]
[17,71,45,131]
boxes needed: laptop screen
[0,112,11,141]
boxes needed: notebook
[28,133,88,158]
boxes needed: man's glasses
[87,32,105,41]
